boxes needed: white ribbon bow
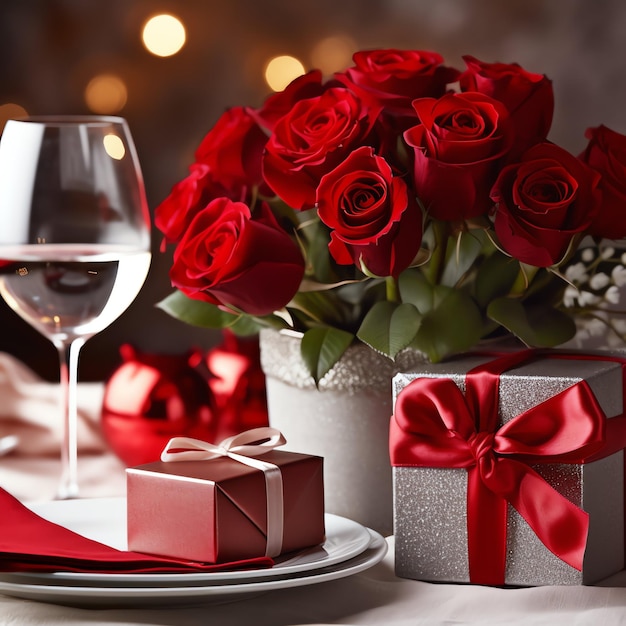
[160,427,286,557]
[160,427,286,463]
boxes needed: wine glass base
[55,483,80,500]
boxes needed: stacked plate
[0,498,387,607]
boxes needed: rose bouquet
[155,49,626,383]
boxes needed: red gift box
[126,428,325,563]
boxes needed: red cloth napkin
[0,488,274,573]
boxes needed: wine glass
[0,116,151,499]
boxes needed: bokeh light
[84,74,128,114]
[311,35,357,75]
[264,55,306,92]
[0,103,28,132]
[103,134,126,160]
[142,14,186,57]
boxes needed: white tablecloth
[1,355,625,625]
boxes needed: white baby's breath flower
[564,262,588,284]
[621,252,626,265]
[598,315,626,347]
[612,265,626,287]
[586,317,608,337]
[605,285,621,305]
[605,333,626,348]
[562,285,580,308]
[601,246,615,260]
[613,318,626,335]
[574,324,591,342]
[589,272,610,290]
[581,248,595,263]
[578,290,601,307]
[601,317,626,347]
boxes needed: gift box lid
[393,353,623,422]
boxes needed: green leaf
[487,297,577,347]
[356,301,422,358]
[228,315,270,336]
[289,289,352,327]
[157,291,236,328]
[410,288,483,362]
[474,251,521,307]
[398,269,434,314]
[157,290,264,335]
[440,230,485,287]
[295,210,356,286]
[301,327,354,384]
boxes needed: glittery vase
[259,328,428,535]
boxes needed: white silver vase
[259,328,427,536]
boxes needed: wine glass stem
[55,337,86,500]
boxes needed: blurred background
[1,0,626,380]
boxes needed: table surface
[1,377,625,626]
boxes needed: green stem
[510,263,539,296]
[426,220,448,285]
[386,276,399,302]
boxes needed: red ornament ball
[101,345,217,466]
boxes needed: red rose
[156,108,269,248]
[460,56,553,155]
[263,87,380,210]
[155,163,215,246]
[335,49,460,120]
[492,143,601,267]
[170,198,304,316]
[316,146,422,277]
[195,106,268,191]
[404,91,512,221]
[579,125,626,239]
[250,70,326,132]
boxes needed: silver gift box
[392,355,625,586]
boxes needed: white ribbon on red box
[160,427,286,557]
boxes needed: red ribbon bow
[390,350,609,586]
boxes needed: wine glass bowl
[0,116,151,498]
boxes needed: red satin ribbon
[390,349,617,586]
[542,351,626,462]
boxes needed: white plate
[3,498,371,585]
[0,529,387,608]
